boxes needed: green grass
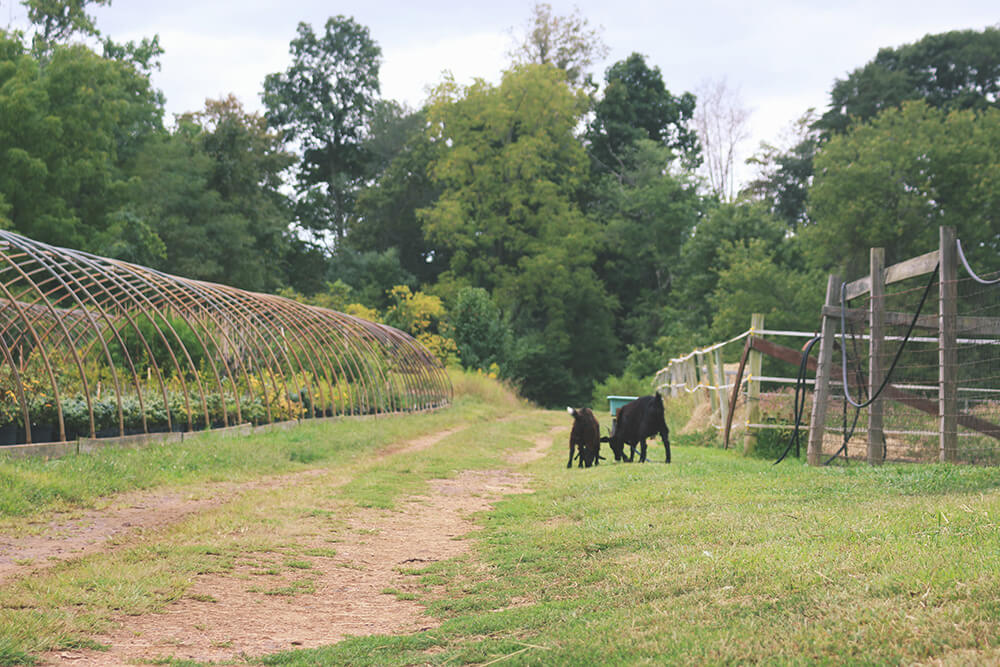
[4,371,1000,665]
[256,444,1000,665]
[0,368,509,524]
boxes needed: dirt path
[18,423,560,666]
[0,427,465,585]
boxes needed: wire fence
[653,321,819,455]
[816,251,1000,464]
[657,227,1000,467]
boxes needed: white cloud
[380,31,508,109]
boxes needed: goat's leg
[567,442,575,468]
[639,439,648,463]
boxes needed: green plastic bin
[606,395,638,416]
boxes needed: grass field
[2,372,1000,665]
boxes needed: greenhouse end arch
[0,231,452,445]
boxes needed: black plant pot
[30,423,55,443]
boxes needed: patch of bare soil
[26,425,546,666]
[505,425,562,465]
[1,427,462,585]
[0,470,327,585]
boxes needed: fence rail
[657,226,1000,467]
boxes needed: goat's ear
[566,406,575,416]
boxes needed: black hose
[774,334,822,465]
[840,264,939,409]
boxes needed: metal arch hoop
[0,232,452,445]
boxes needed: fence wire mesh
[816,260,1000,464]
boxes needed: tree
[0,31,163,250]
[693,77,751,202]
[507,1,608,85]
[22,0,108,57]
[421,64,616,405]
[326,247,415,311]
[668,200,791,343]
[263,16,381,246]
[128,98,296,291]
[586,53,699,175]
[807,100,1000,278]
[421,65,591,290]
[347,104,446,284]
[590,140,704,358]
[708,239,822,339]
[817,27,1000,136]
[749,27,1000,234]
[744,110,820,229]
[450,287,511,372]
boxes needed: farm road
[10,420,564,666]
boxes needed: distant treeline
[2,1,999,405]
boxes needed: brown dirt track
[3,424,561,666]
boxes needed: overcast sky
[4,1,998,187]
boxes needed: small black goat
[601,392,671,463]
[566,407,602,468]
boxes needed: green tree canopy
[421,64,616,405]
[347,103,446,285]
[591,140,704,359]
[0,31,163,250]
[450,287,512,372]
[23,0,108,57]
[263,16,381,244]
[129,98,296,291]
[807,100,1000,278]
[708,238,823,339]
[817,26,1000,136]
[587,53,698,175]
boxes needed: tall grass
[447,366,526,411]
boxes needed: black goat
[601,392,671,463]
[566,407,601,468]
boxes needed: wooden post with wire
[714,347,728,437]
[705,349,719,415]
[868,247,885,465]
[939,226,958,462]
[743,313,764,456]
[807,274,840,465]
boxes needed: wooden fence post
[705,350,719,415]
[743,313,764,455]
[868,248,885,465]
[807,274,840,465]
[694,351,707,404]
[939,226,958,462]
[714,347,728,437]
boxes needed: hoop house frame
[0,232,452,445]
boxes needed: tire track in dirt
[0,427,462,585]
[506,425,563,465]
